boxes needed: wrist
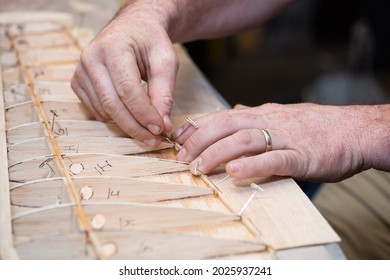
[117,0,177,35]
[358,105,390,171]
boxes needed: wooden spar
[15,231,266,260]
[7,136,174,164]
[10,176,213,209]
[6,120,128,144]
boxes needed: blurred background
[184,0,390,108]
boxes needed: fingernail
[163,115,172,132]
[172,127,184,139]
[143,138,159,147]
[177,147,186,161]
[229,162,243,173]
[147,124,162,135]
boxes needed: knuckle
[116,80,134,99]
[261,102,281,110]
[234,130,254,146]
[160,48,179,67]
[217,114,235,131]
[154,95,173,112]
[79,47,93,68]
[100,96,119,116]
[186,132,202,149]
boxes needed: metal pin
[250,183,265,193]
[238,183,264,216]
[215,174,230,186]
[185,117,199,129]
[165,137,181,151]
[199,173,224,194]
[192,161,224,194]
[194,161,199,176]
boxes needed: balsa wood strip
[20,47,80,66]
[0,11,73,28]
[26,64,75,82]
[7,21,67,37]
[0,55,19,259]
[3,84,31,107]
[12,203,239,242]
[33,82,79,101]
[6,120,128,144]
[9,154,190,183]
[15,231,266,260]
[210,174,341,250]
[8,136,173,164]
[1,51,18,68]
[2,67,22,88]
[10,176,213,209]
[5,100,94,126]
[13,31,75,50]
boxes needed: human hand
[173,103,374,182]
[71,4,178,146]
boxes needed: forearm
[120,0,296,43]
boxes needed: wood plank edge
[0,59,19,259]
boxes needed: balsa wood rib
[7,136,173,164]
[10,176,213,210]
[6,120,128,144]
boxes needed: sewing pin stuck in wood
[238,183,264,216]
[215,174,230,186]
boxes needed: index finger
[105,47,165,136]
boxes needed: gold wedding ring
[260,129,272,152]
[185,117,199,129]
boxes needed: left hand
[172,103,370,182]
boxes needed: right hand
[71,4,179,146]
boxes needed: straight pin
[200,173,224,194]
[215,174,230,186]
[192,161,224,194]
[238,183,264,216]
[194,161,199,176]
[164,137,181,151]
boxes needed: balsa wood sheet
[0,11,339,260]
